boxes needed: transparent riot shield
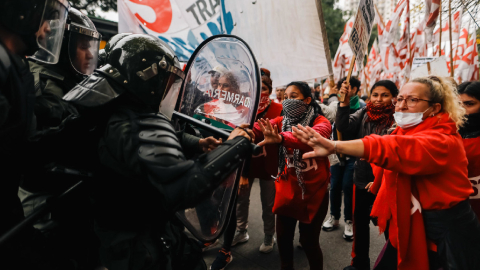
[175,35,260,242]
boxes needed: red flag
[333,18,358,82]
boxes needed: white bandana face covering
[394,107,431,129]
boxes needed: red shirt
[363,113,472,270]
[463,136,480,220]
[252,115,332,223]
[248,101,283,179]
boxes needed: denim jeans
[329,157,355,221]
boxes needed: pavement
[201,180,387,270]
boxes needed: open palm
[292,125,334,158]
[257,118,282,146]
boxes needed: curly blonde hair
[411,76,466,129]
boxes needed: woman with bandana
[253,81,331,270]
[335,80,399,270]
[458,81,480,220]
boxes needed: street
[202,180,386,270]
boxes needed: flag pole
[439,0,442,57]
[314,0,336,90]
[448,0,454,77]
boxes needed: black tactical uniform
[0,0,70,267]
[64,34,253,270]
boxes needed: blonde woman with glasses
[293,76,480,270]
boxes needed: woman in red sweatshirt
[293,76,480,270]
[458,81,480,220]
[254,81,331,270]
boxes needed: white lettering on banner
[234,94,240,104]
[286,155,318,172]
[214,89,220,99]
[470,175,480,199]
[240,96,245,106]
[220,90,227,100]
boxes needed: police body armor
[63,34,259,270]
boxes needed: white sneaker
[343,220,354,241]
[322,215,340,231]
[231,230,249,246]
[259,234,275,253]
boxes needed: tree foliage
[69,0,117,17]
[321,0,347,59]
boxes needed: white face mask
[394,107,431,129]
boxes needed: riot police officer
[0,0,70,268]
[27,8,101,133]
[15,8,103,269]
[63,34,254,270]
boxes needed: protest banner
[223,0,331,87]
[347,0,376,80]
[410,56,449,79]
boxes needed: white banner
[221,0,330,88]
[118,0,224,62]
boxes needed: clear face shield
[31,0,69,64]
[136,56,185,119]
[67,24,101,75]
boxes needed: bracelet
[333,141,337,155]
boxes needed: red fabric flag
[333,18,357,82]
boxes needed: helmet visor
[31,0,69,64]
[68,29,101,75]
[159,73,183,119]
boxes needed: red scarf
[370,113,458,270]
[365,102,395,128]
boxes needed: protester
[458,81,480,220]
[335,80,399,270]
[322,76,362,242]
[234,68,282,252]
[275,87,286,103]
[293,75,480,270]
[314,83,322,101]
[254,81,331,270]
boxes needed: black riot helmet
[0,0,70,61]
[103,34,185,113]
[62,8,101,77]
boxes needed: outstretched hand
[257,118,282,146]
[292,124,335,159]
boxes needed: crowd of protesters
[208,67,480,270]
[2,5,480,268]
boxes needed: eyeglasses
[218,83,230,88]
[393,97,431,107]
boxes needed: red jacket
[463,136,480,220]
[248,101,283,179]
[363,113,472,270]
[252,115,331,223]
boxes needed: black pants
[352,185,379,269]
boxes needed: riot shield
[175,35,260,242]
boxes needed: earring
[432,113,435,116]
